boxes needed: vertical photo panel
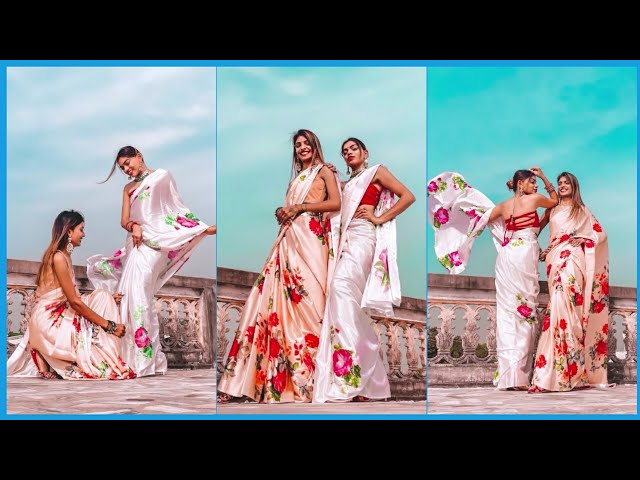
[217,66,427,414]
[427,67,637,415]
[6,67,217,414]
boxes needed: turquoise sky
[427,67,637,287]
[7,67,216,279]
[218,67,426,299]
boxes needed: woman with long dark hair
[218,129,341,403]
[428,167,558,390]
[87,146,216,377]
[529,172,610,393]
[313,137,415,403]
[7,210,135,380]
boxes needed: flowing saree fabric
[428,172,540,389]
[87,169,210,377]
[531,205,610,391]
[314,164,400,402]
[218,164,341,403]
[8,257,136,380]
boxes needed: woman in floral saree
[7,210,135,380]
[313,138,416,403]
[529,172,610,393]
[217,129,341,403]
[87,146,216,377]
[428,168,558,390]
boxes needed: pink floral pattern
[332,344,361,387]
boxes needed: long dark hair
[557,171,585,219]
[35,210,85,286]
[506,169,535,193]
[98,146,142,184]
[289,129,325,183]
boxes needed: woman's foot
[528,385,551,394]
[217,393,235,404]
[352,395,370,402]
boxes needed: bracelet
[103,320,117,334]
[127,221,139,232]
[544,184,555,193]
[274,207,282,216]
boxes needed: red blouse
[359,183,382,207]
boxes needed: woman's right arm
[120,185,143,247]
[530,167,559,208]
[52,253,125,337]
[488,203,503,222]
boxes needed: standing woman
[428,168,558,390]
[313,137,416,403]
[7,210,135,380]
[530,172,610,393]
[87,146,216,377]
[218,129,341,404]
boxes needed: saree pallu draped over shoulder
[218,164,341,403]
[87,169,211,377]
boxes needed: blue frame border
[1,59,638,420]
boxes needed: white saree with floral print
[531,205,610,391]
[218,164,341,403]
[314,164,399,403]
[428,172,540,389]
[87,169,210,377]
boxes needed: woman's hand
[206,225,217,235]
[354,206,381,225]
[324,163,338,174]
[530,166,545,178]
[112,293,124,306]
[570,237,586,247]
[132,224,143,248]
[276,205,301,225]
[114,323,126,338]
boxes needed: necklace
[349,167,367,180]
[134,170,151,182]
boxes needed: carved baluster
[607,313,618,364]
[403,322,419,376]
[386,320,402,379]
[623,312,637,364]
[486,305,497,360]
[419,325,427,377]
[462,305,480,362]
[435,305,455,363]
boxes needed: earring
[128,175,133,181]
[519,187,524,196]
[66,236,74,254]
[364,161,369,169]
[346,166,351,175]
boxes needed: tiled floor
[218,400,427,415]
[428,384,637,414]
[7,369,216,415]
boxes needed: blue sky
[7,67,216,279]
[217,67,426,299]
[427,67,637,287]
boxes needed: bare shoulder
[52,251,68,268]
[123,180,137,195]
[374,165,391,178]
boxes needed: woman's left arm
[277,166,341,224]
[356,166,416,225]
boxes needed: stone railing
[428,273,637,386]
[6,259,215,369]
[217,267,427,400]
